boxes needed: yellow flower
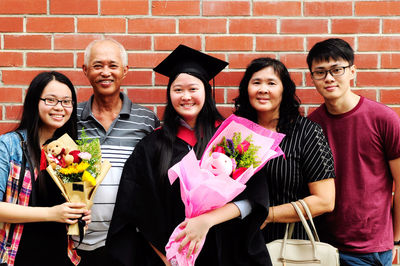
[82,171,96,186]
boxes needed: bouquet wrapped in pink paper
[165,114,285,266]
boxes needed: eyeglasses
[40,97,74,107]
[311,65,352,80]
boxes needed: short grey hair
[83,38,128,67]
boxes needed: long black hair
[16,71,77,192]
[156,72,223,179]
[234,57,300,135]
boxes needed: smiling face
[38,80,73,135]
[248,66,284,120]
[311,58,355,102]
[83,40,128,97]
[169,73,206,128]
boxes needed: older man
[74,39,159,265]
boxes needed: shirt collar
[80,92,132,120]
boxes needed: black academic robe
[107,128,272,266]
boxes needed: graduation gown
[107,127,272,266]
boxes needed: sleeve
[381,109,400,160]
[106,136,167,265]
[301,120,336,183]
[233,199,253,219]
[0,134,12,199]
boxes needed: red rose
[237,140,250,154]
[214,146,225,154]
[232,167,247,180]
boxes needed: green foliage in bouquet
[76,128,102,178]
[212,132,261,169]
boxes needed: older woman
[234,57,335,242]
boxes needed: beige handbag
[266,200,339,265]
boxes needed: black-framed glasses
[40,97,74,107]
[311,65,352,80]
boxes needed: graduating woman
[107,45,271,265]
[0,71,91,266]
[234,57,335,242]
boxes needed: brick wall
[1,0,400,263]
[0,0,399,136]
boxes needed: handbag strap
[280,202,320,263]
[298,199,320,242]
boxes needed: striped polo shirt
[74,92,160,250]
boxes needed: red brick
[0,0,46,14]
[227,89,239,104]
[155,73,169,86]
[101,0,148,15]
[0,123,19,135]
[5,105,23,120]
[359,36,400,51]
[254,2,301,16]
[104,35,151,51]
[257,36,303,51]
[180,18,226,34]
[354,54,378,69]
[229,19,276,34]
[206,36,252,51]
[156,105,166,120]
[128,53,168,68]
[58,71,91,86]
[2,70,41,85]
[78,18,126,33]
[381,90,400,104]
[383,19,400,33]
[0,17,23,32]
[217,105,234,119]
[307,37,355,51]
[4,35,51,50]
[228,53,276,69]
[51,0,98,14]
[154,36,201,51]
[280,54,308,69]
[0,52,23,67]
[26,52,74,67]
[0,88,23,103]
[27,17,74,33]
[356,1,400,16]
[213,88,225,104]
[296,89,324,104]
[352,89,377,101]
[123,71,152,86]
[357,72,400,87]
[216,72,244,87]
[54,34,102,50]
[203,1,250,16]
[332,19,380,34]
[392,107,400,117]
[76,87,93,102]
[127,88,166,103]
[381,54,400,69]
[153,1,199,16]
[290,72,302,87]
[304,1,352,16]
[128,18,175,34]
[281,19,327,34]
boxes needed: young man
[74,39,160,265]
[307,38,400,266]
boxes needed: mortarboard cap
[153,44,228,82]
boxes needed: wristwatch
[394,240,400,246]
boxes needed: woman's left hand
[175,216,212,258]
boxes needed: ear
[121,65,129,80]
[82,64,88,76]
[349,65,356,81]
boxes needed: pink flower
[214,146,225,154]
[78,152,92,160]
[232,167,247,180]
[237,140,250,154]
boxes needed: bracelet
[395,240,400,246]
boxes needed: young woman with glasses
[0,71,90,266]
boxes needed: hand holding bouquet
[166,115,285,266]
[44,130,111,236]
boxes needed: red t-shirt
[308,96,400,253]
